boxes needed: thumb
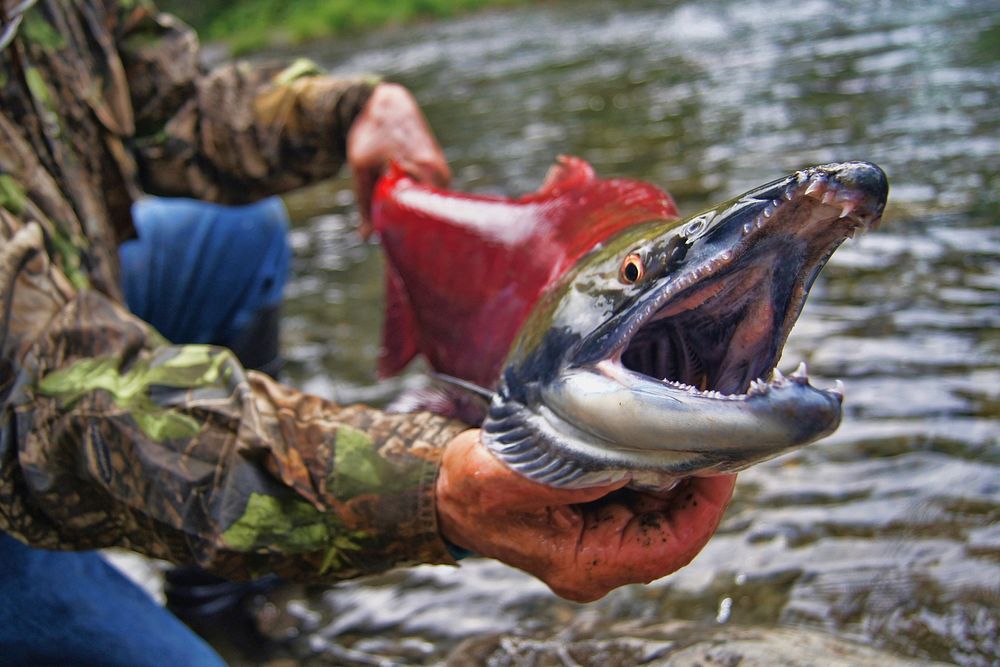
[468,437,629,511]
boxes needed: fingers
[395,149,451,191]
[436,431,624,563]
[584,475,736,582]
[436,432,738,603]
[544,475,737,600]
[347,82,451,236]
[448,432,628,512]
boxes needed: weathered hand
[436,430,737,602]
[347,82,450,237]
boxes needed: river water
[263,0,1000,664]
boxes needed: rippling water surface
[266,1,999,663]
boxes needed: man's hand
[347,82,450,237]
[436,430,737,602]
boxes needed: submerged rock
[445,622,949,666]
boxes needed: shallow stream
[266,1,1000,663]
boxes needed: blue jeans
[0,534,226,666]
[120,196,291,372]
[0,197,291,665]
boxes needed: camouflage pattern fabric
[0,0,466,581]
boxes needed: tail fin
[376,261,419,378]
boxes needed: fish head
[485,162,889,489]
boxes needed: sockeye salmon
[373,157,888,490]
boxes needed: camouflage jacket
[0,0,466,582]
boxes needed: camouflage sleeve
[118,7,376,203]
[0,219,466,582]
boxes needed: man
[0,1,736,663]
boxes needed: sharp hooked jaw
[484,162,888,490]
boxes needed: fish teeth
[831,379,846,398]
[771,367,785,384]
[804,180,824,196]
[747,379,769,396]
[664,378,694,391]
[790,361,809,383]
[839,201,857,219]
[662,378,746,401]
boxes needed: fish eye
[619,253,645,284]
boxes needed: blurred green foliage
[157,0,529,54]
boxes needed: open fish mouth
[485,162,889,489]
[618,162,886,399]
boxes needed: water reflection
[275,0,999,663]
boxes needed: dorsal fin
[535,155,595,196]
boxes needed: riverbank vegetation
[158,0,529,54]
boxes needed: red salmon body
[372,156,679,387]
